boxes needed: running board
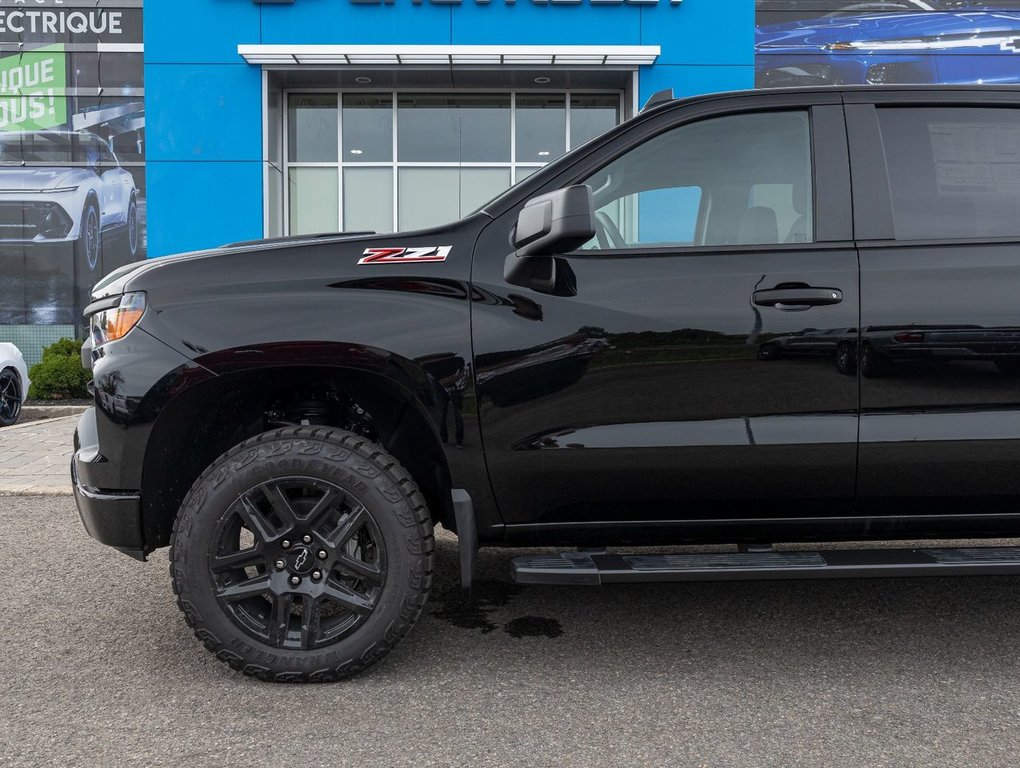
[511,547,1020,585]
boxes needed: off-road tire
[169,426,434,682]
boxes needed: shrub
[41,337,84,361]
[28,338,90,400]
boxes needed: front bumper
[71,406,146,560]
[0,198,76,242]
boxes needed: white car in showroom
[0,342,29,427]
[0,130,139,271]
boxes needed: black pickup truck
[73,85,1020,682]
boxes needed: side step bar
[511,547,1020,585]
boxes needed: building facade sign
[344,0,683,6]
[0,0,144,361]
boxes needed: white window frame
[281,88,626,236]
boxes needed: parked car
[71,85,1020,682]
[0,130,139,273]
[0,342,29,427]
[756,10,1020,86]
[852,324,1020,375]
[757,0,1020,13]
[757,327,857,373]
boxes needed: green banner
[0,45,66,132]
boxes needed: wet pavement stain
[431,578,524,633]
[503,616,563,639]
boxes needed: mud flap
[451,489,477,591]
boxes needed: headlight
[90,292,146,347]
[828,34,1020,52]
[47,186,79,193]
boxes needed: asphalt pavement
[2,495,1020,767]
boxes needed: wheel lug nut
[281,539,291,550]
[311,570,322,582]
[274,559,286,570]
[289,575,301,586]
[302,534,312,544]
[317,549,328,560]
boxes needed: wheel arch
[140,362,453,553]
[0,363,23,392]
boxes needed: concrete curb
[2,414,79,431]
[0,486,71,496]
[20,405,88,423]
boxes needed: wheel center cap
[287,546,314,574]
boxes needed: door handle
[752,286,842,311]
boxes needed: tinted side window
[580,111,813,250]
[878,107,1020,241]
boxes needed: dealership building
[2,0,1015,363]
[144,0,752,256]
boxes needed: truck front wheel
[169,426,434,682]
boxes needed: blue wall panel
[451,3,641,46]
[639,64,754,102]
[146,161,263,257]
[146,64,263,162]
[261,0,453,45]
[642,1,753,66]
[145,0,261,63]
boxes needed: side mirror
[512,185,596,258]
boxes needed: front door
[470,96,861,540]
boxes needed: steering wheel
[594,211,626,250]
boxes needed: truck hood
[0,166,78,191]
[756,11,1020,50]
[88,231,402,302]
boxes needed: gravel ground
[3,495,1020,767]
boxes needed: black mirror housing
[513,185,596,258]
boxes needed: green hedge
[28,338,90,400]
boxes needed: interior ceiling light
[538,151,550,156]
[350,149,363,155]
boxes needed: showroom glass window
[284,92,621,235]
[578,110,813,249]
[877,107,1020,241]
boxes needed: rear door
[847,91,1020,516]
[470,93,861,539]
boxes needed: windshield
[0,133,91,165]
[472,129,620,217]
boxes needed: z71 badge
[358,246,452,265]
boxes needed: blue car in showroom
[756,9,1020,86]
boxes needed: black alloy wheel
[0,368,21,426]
[170,426,434,682]
[126,196,138,258]
[76,199,102,272]
[210,476,387,651]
